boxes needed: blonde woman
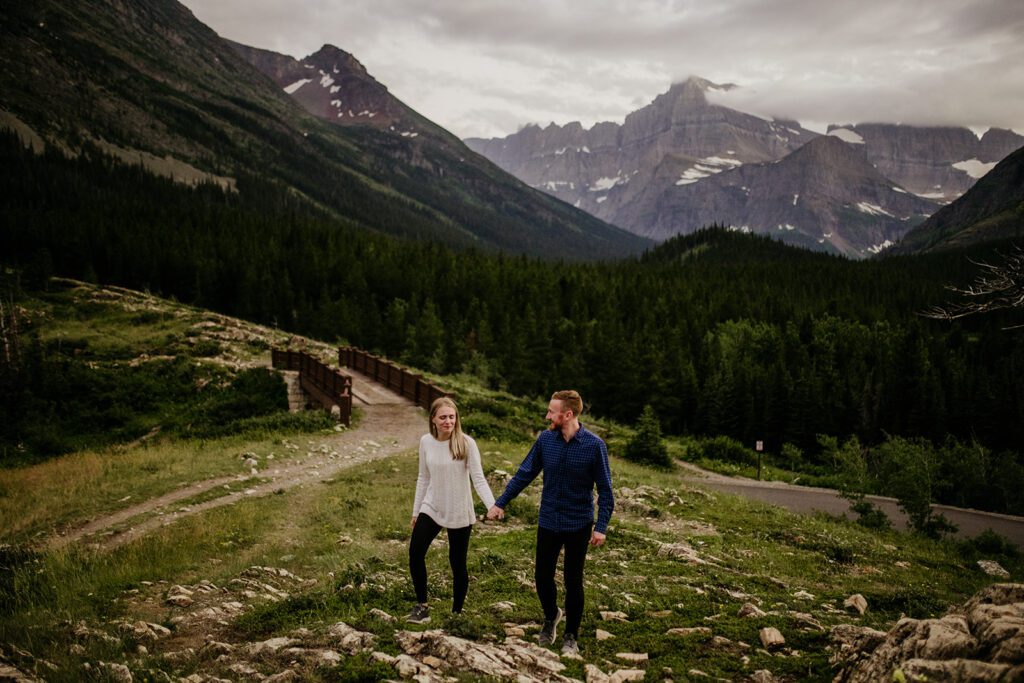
[407,397,495,623]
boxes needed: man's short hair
[551,390,583,417]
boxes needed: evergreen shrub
[624,405,671,468]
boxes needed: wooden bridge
[271,346,451,425]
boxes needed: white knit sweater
[412,433,495,528]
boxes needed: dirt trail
[49,370,425,551]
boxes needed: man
[487,390,614,657]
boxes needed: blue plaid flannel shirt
[495,425,614,533]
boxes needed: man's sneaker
[537,607,563,646]
[561,635,580,657]
[406,603,431,624]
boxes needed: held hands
[590,530,606,547]
[486,505,505,521]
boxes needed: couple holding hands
[408,390,615,657]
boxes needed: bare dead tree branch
[920,246,1024,330]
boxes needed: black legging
[409,513,472,612]
[535,524,592,638]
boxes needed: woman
[407,396,495,623]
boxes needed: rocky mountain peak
[305,44,372,81]
[791,134,869,169]
[658,76,736,111]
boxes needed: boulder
[615,653,649,663]
[844,594,868,615]
[600,611,630,622]
[667,626,712,637]
[327,622,376,654]
[657,542,707,564]
[977,560,1011,579]
[738,602,766,618]
[759,627,785,649]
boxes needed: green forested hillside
[3,133,1023,512]
[0,0,647,259]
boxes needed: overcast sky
[182,0,1024,140]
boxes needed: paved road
[680,463,1024,548]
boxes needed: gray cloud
[183,0,1024,139]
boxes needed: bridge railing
[338,346,451,410]
[271,349,352,425]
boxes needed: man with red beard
[487,389,614,658]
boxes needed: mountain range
[466,78,1023,258]
[0,0,1019,263]
[0,0,648,261]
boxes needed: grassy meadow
[0,281,1021,681]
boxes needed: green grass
[4,437,1019,681]
[1,282,1021,681]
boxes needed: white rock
[615,653,649,663]
[667,627,712,637]
[609,670,646,683]
[738,602,767,618]
[759,627,785,649]
[977,560,1011,578]
[369,608,397,623]
[595,629,615,641]
[585,663,610,683]
[843,594,868,615]
[248,636,300,656]
[600,611,630,622]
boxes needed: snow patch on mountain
[856,202,895,217]
[952,159,997,179]
[590,174,628,191]
[283,79,311,94]
[676,156,744,185]
[828,128,865,144]
[868,240,895,254]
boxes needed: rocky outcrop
[393,630,575,682]
[831,583,1024,682]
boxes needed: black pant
[408,513,472,612]
[535,524,591,638]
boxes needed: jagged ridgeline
[3,131,1024,514]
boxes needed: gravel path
[50,369,425,551]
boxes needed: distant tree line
[3,133,1022,511]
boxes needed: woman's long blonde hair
[429,396,467,461]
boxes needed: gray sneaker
[537,607,563,646]
[406,603,431,624]
[561,635,580,657]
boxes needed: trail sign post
[756,440,764,480]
